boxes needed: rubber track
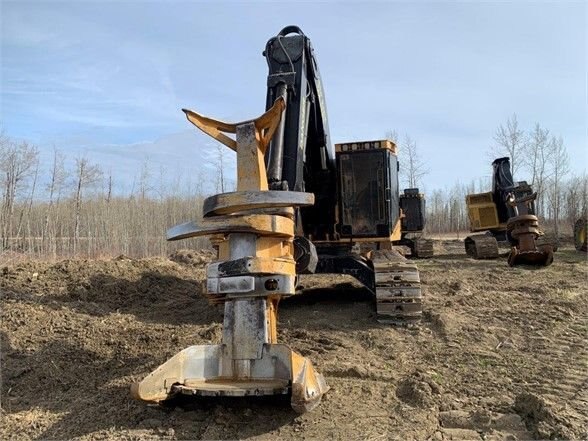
[371,249,422,324]
[465,234,499,259]
[414,238,434,258]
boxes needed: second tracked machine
[132,26,427,413]
[398,188,434,258]
[465,157,554,266]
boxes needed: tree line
[0,132,208,259]
[1,116,586,259]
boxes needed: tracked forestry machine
[465,157,554,266]
[131,26,426,413]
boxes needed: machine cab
[335,140,399,238]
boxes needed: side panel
[388,153,400,232]
[466,192,500,230]
[399,189,426,232]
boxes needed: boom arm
[263,26,337,239]
[492,157,516,223]
[491,157,535,222]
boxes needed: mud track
[1,243,587,440]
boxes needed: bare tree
[492,114,526,178]
[0,137,39,249]
[72,156,102,255]
[399,135,428,189]
[15,157,40,250]
[429,189,445,234]
[564,174,588,231]
[524,123,552,216]
[386,130,399,145]
[545,136,570,239]
[580,175,588,218]
[42,148,68,253]
[214,144,226,193]
[156,165,167,201]
[105,170,113,205]
[0,136,212,258]
[138,157,152,200]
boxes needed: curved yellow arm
[182,97,285,154]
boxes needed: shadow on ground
[1,328,298,440]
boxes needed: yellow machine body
[466,192,504,232]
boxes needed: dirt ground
[1,242,587,440]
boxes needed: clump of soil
[396,370,441,408]
[515,392,577,440]
[169,249,215,266]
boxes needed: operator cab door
[336,147,399,238]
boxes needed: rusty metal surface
[209,256,296,277]
[508,246,554,267]
[506,215,553,267]
[223,298,268,360]
[290,350,330,413]
[173,381,290,397]
[166,214,295,241]
[130,342,327,413]
[203,190,314,217]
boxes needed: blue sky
[1,1,586,194]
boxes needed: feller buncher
[131,26,426,413]
[465,157,554,266]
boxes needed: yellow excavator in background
[465,157,554,266]
[131,26,428,413]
